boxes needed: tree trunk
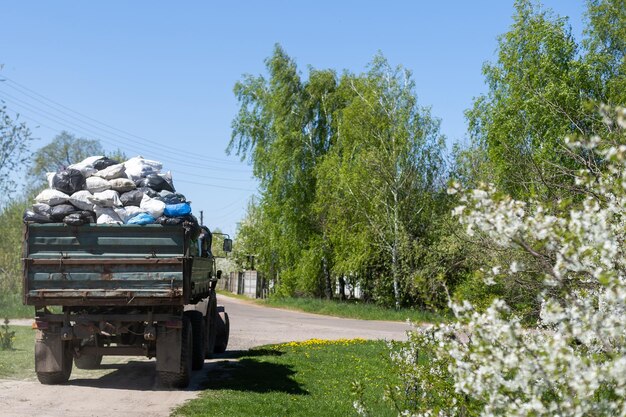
[322,256,332,300]
[338,275,346,301]
[392,189,401,310]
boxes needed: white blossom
[383,116,626,417]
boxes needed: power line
[2,100,253,173]
[175,178,257,192]
[4,110,257,192]
[1,76,240,165]
[0,88,253,173]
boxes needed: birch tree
[329,56,445,308]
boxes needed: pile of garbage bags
[24,156,198,230]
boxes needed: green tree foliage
[0,197,29,293]
[27,131,127,191]
[454,0,626,315]
[27,131,103,189]
[229,45,342,298]
[0,105,32,205]
[584,0,626,105]
[465,0,600,201]
[230,46,447,307]
[318,56,446,308]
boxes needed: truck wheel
[158,316,192,388]
[204,295,217,358]
[214,308,229,354]
[74,336,103,369]
[36,341,73,385]
[185,311,205,370]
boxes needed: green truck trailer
[22,223,230,388]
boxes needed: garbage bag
[159,171,175,192]
[108,178,136,193]
[23,210,53,223]
[95,207,123,225]
[157,214,200,237]
[35,189,70,206]
[120,189,144,206]
[32,203,52,215]
[157,191,186,205]
[69,155,103,177]
[50,204,78,222]
[114,206,145,223]
[63,211,95,226]
[69,190,94,211]
[137,187,158,198]
[52,168,86,195]
[88,190,122,207]
[92,157,120,171]
[140,195,165,218]
[137,173,174,192]
[94,163,125,180]
[124,156,162,182]
[155,215,184,225]
[163,202,191,217]
[85,176,111,193]
[127,212,156,225]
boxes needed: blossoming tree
[379,107,626,417]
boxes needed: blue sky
[0,1,586,236]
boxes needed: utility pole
[200,210,204,226]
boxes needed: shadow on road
[68,360,168,391]
[66,349,305,395]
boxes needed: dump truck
[22,223,231,388]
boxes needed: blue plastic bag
[163,202,191,217]
[127,212,156,225]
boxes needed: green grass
[251,294,448,323]
[0,292,33,319]
[174,339,398,417]
[0,325,35,379]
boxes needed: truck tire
[204,295,217,358]
[158,316,192,388]
[74,336,103,369]
[36,341,73,385]
[214,308,229,354]
[185,311,205,370]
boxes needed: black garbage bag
[23,210,53,223]
[137,187,159,198]
[156,214,200,239]
[120,189,144,206]
[63,210,95,226]
[93,156,119,171]
[156,192,186,205]
[50,204,78,222]
[137,174,174,192]
[52,168,86,195]
[155,215,183,225]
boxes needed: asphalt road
[0,294,411,417]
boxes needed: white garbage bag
[69,190,95,211]
[35,189,70,206]
[140,194,165,218]
[88,190,122,207]
[108,178,136,193]
[94,207,123,225]
[124,156,162,182]
[69,155,103,177]
[85,176,111,193]
[94,163,126,180]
